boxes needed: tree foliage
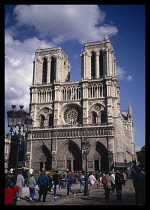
[136,145,145,168]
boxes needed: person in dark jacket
[53,170,59,198]
[67,171,76,197]
[115,170,124,202]
[133,167,145,205]
[37,171,49,202]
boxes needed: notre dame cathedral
[26,36,136,172]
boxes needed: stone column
[51,139,57,170]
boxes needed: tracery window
[64,106,81,124]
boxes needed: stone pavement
[16,179,138,206]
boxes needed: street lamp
[108,150,113,171]
[7,105,32,181]
[82,138,91,196]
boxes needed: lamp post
[82,138,91,196]
[108,150,113,171]
[7,105,32,181]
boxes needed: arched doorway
[96,141,109,171]
[57,140,82,171]
[33,144,52,171]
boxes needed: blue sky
[5,5,145,151]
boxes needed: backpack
[117,173,124,183]
[101,176,107,185]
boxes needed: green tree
[136,145,145,169]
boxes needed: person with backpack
[66,171,76,197]
[115,169,125,202]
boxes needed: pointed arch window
[99,50,104,78]
[91,51,96,79]
[92,112,98,124]
[40,115,45,127]
[50,56,56,83]
[101,111,107,124]
[49,114,53,127]
[42,58,47,84]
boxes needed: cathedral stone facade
[26,36,136,172]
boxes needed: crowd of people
[4,166,145,206]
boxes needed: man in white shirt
[88,172,96,193]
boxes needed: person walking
[16,170,24,201]
[88,172,96,194]
[53,170,59,198]
[47,172,53,193]
[37,171,49,202]
[110,171,116,193]
[79,172,85,193]
[122,172,127,186]
[28,174,36,202]
[115,169,124,202]
[104,171,113,202]
[133,166,145,205]
[67,171,76,197]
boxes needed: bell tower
[80,35,116,80]
[32,46,70,85]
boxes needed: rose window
[64,106,81,124]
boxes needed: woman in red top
[5,183,18,205]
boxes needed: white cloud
[13,5,118,44]
[5,31,54,113]
[116,66,133,81]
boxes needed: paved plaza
[16,179,140,206]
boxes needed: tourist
[88,171,96,193]
[5,181,18,205]
[67,171,76,197]
[104,171,113,202]
[110,171,116,193]
[53,170,59,198]
[38,171,49,202]
[28,174,36,202]
[133,166,145,205]
[16,170,25,201]
[79,172,85,193]
[115,169,124,202]
[47,172,53,193]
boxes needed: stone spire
[128,103,132,118]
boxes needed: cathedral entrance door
[94,160,99,171]
[67,160,71,171]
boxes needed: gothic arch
[88,103,105,124]
[96,141,109,171]
[50,56,56,82]
[42,57,47,84]
[57,139,82,171]
[33,142,52,170]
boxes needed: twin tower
[32,35,116,85]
